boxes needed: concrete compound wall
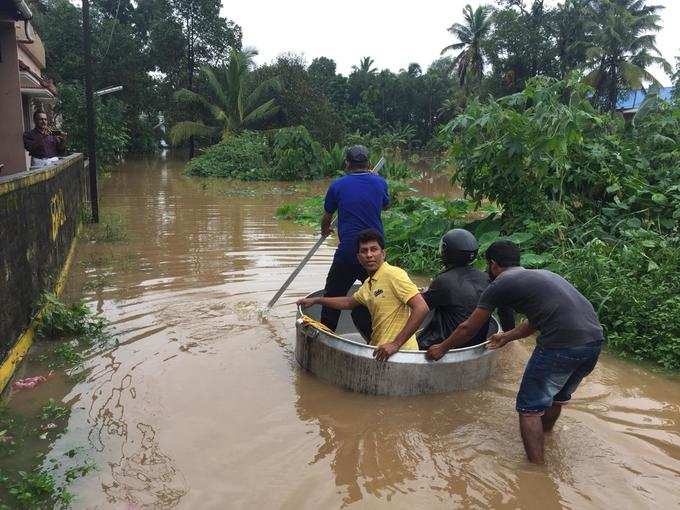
[0,154,86,364]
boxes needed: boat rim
[296,303,495,355]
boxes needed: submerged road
[12,156,680,508]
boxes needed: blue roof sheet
[617,87,675,110]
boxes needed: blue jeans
[516,342,602,415]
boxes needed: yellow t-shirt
[352,262,420,350]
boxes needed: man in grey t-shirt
[426,240,603,464]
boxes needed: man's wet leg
[519,414,545,464]
[542,404,562,432]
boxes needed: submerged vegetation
[0,401,96,509]
[0,293,110,507]
[185,127,419,181]
[80,211,129,243]
[36,293,106,340]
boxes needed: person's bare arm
[487,321,536,350]
[426,307,491,360]
[497,305,515,332]
[296,295,358,311]
[374,294,429,361]
[321,212,334,237]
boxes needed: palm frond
[244,77,281,114]
[200,66,229,111]
[441,42,466,55]
[169,121,215,146]
[241,100,279,128]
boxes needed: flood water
[5,156,680,509]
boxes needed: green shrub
[439,76,680,370]
[184,131,270,179]
[185,127,337,181]
[271,126,325,180]
[321,144,346,177]
[549,235,680,369]
[377,158,415,180]
[6,470,73,508]
[36,293,106,340]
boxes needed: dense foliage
[184,127,345,180]
[32,0,242,156]
[184,131,270,179]
[55,83,131,166]
[444,76,680,369]
[35,0,672,163]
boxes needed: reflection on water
[5,155,676,509]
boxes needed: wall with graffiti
[0,155,86,362]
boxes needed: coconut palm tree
[441,4,494,89]
[352,56,377,75]
[585,0,671,111]
[170,47,280,145]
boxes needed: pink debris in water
[11,372,53,390]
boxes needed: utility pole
[82,0,99,222]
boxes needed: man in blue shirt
[320,145,390,339]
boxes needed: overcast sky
[224,0,678,85]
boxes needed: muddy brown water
[4,156,680,509]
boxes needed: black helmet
[440,229,478,267]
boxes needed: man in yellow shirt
[297,229,429,361]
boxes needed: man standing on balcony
[319,145,390,340]
[23,111,67,168]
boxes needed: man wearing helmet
[318,145,390,340]
[416,229,515,350]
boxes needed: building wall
[0,22,27,175]
[16,20,46,72]
[0,155,86,363]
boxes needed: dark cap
[345,145,369,163]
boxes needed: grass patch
[80,212,128,243]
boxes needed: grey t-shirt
[477,267,603,348]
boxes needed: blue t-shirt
[324,172,389,264]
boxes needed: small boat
[295,287,503,396]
